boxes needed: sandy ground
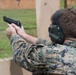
[0,0,35,9]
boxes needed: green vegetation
[60,0,76,8]
[0,0,65,58]
[60,0,64,8]
[0,9,36,30]
[0,9,37,58]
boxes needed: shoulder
[37,43,71,59]
[36,38,52,46]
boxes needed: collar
[64,41,76,48]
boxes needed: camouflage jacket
[10,35,76,75]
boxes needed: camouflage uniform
[10,35,76,75]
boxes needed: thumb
[7,24,12,27]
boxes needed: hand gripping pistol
[3,16,21,28]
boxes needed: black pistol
[3,16,21,28]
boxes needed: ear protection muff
[48,10,65,44]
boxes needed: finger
[21,25,24,29]
[7,24,13,29]
[11,23,20,30]
[7,24,11,27]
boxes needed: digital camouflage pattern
[10,35,76,75]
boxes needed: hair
[51,8,76,39]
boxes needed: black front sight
[3,16,21,28]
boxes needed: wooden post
[36,0,60,41]
[64,0,67,8]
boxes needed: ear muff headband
[49,10,65,44]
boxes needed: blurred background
[0,0,76,58]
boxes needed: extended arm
[11,24,37,45]
[6,23,38,71]
[6,23,50,72]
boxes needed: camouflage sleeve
[10,34,33,71]
[10,35,52,72]
[10,35,76,74]
[36,38,51,45]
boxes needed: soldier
[6,8,76,75]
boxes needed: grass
[0,9,36,30]
[60,0,64,8]
[0,31,12,58]
[0,9,37,58]
[0,0,70,58]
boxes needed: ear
[48,25,65,44]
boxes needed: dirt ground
[67,0,76,6]
[0,0,35,9]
